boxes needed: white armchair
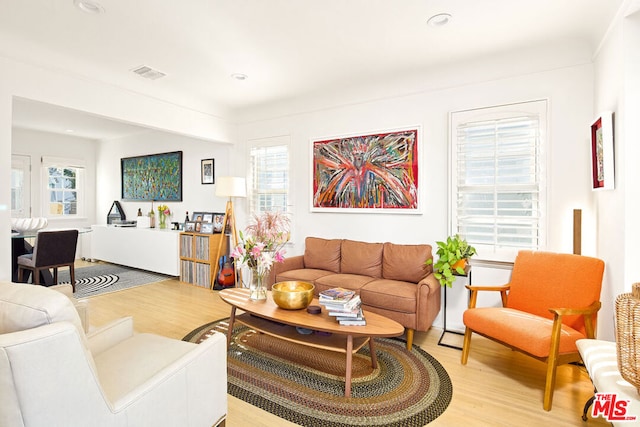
[0,282,227,427]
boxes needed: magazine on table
[319,287,356,301]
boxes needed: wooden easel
[212,199,242,288]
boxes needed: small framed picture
[200,222,214,234]
[192,212,205,222]
[213,213,225,233]
[185,221,196,232]
[201,159,215,184]
[202,213,213,223]
[195,221,203,233]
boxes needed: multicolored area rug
[57,263,172,298]
[183,319,452,426]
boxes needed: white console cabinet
[90,225,180,276]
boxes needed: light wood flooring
[82,265,609,427]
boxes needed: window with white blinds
[450,100,547,261]
[248,137,290,215]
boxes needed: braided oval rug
[183,319,452,426]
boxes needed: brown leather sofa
[269,237,441,349]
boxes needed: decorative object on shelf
[107,200,126,225]
[10,217,48,233]
[591,111,614,190]
[121,151,183,201]
[157,204,170,229]
[201,158,215,184]
[311,127,420,213]
[426,234,476,287]
[231,210,290,300]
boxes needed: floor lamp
[215,176,247,286]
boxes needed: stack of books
[318,287,366,326]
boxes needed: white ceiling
[0,0,630,139]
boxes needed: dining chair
[461,250,605,411]
[17,229,79,291]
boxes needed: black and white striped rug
[57,264,172,298]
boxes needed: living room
[2,1,640,425]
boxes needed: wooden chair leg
[70,265,76,292]
[17,267,23,283]
[543,358,559,411]
[33,268,40,285]
[53,267,58,285]
[405,328,414,350]
[461,327,472,364]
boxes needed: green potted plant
[426,234,477,287]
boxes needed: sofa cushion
[360,279,417,314]
[303,237,342,273]
[463,307,585,357]
[315,274,376,296]
[382,242,432,283]
[276,269,334,285]
[341,240,383,277]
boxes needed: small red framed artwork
[591,112,614,190]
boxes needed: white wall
[0,55,236,281]
[12,128,98,225]
[96,130,232,227]
[591,9,640,341]
[237,62,597,330]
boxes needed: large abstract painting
[121,151,183,201]
[312,128,419,212]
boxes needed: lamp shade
[215,176,247,198]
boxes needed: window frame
[41,156,85,219]
[247,136,291,218]
[449,100,548,262]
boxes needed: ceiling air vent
[131,65,166,80]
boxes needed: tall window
[42,156,85,217]
[248,136,290,215]
[450,100,547,261]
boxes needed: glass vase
[249,267,267,301]
[158,213,167,229]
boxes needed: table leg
[227,307,236,347]
[345,335,353,398]
[368,337,378,369]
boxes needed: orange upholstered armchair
[461,250,605,411]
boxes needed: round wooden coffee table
[219,287,404,397]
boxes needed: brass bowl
[272,281,315,310]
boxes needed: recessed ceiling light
[74,0,105,14]
[231,73,248,81]
[427,13,451,27]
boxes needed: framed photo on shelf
[213,213,225,233]
[200,222,214,234]
[201,158,215,184]
[202,213,213,223]
[192,212,206,222]
[185,221,196,232]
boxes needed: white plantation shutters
[450,100,547,261]
[249,137,290,215]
